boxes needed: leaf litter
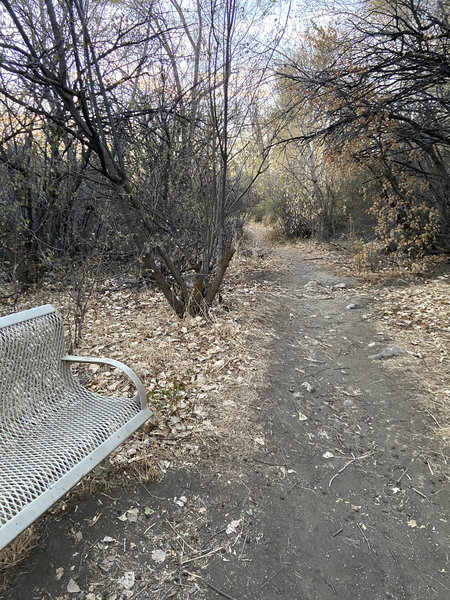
[3,231,447,599]
[0,241,281,595]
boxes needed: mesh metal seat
[0,304,152,550]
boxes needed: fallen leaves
[67,579,80,593]
[118,571,135,590]
[118,508,139,523]
[174,496,187,507]
[99,554,116,573]
[373,280,449,336]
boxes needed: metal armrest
[62,355,148,410]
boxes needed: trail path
[5,235,449,600]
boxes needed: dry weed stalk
[0,527,39,591]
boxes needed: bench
[0,304,152,550]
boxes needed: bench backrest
[0,304,67,426]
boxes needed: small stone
[102,536,116,544]
[345,303,357,310]
[301,381,315,393]
[304,280,320,288]
[332,282,347,289]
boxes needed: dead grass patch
[0,527,39,590]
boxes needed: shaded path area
[4,241,449,600]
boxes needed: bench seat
[0,304,152,550]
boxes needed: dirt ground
[2,233,449,600]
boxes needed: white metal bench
[0,304,152,550]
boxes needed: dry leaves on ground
[0,242,281,589]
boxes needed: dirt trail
[4,237,449,600]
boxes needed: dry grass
[0,527,39,590]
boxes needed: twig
[260,566,284,590]
[202,527,227,549]
[428,327,450,335]
[133,585,148,599]
[332,528,343,537]
[160,584,177,600]
[329,456,356,488]
[396,468,409,485]
[252,458,286,467]
[300,485,318,495]
[169,542,182,568]
[411,487,427,499]
[165,520,197,553]
[367,379,384,386]
[287,481,299,494]
[329,451,375,488]
[422,573,450,591]
[183,570,202,580]
[181,546,224,566]
[309,367,331,377]
[239,532,248,559]
[357,523,372,552]
[205,581,238,600]
[425,409,441,428]
[144,522,156,535]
